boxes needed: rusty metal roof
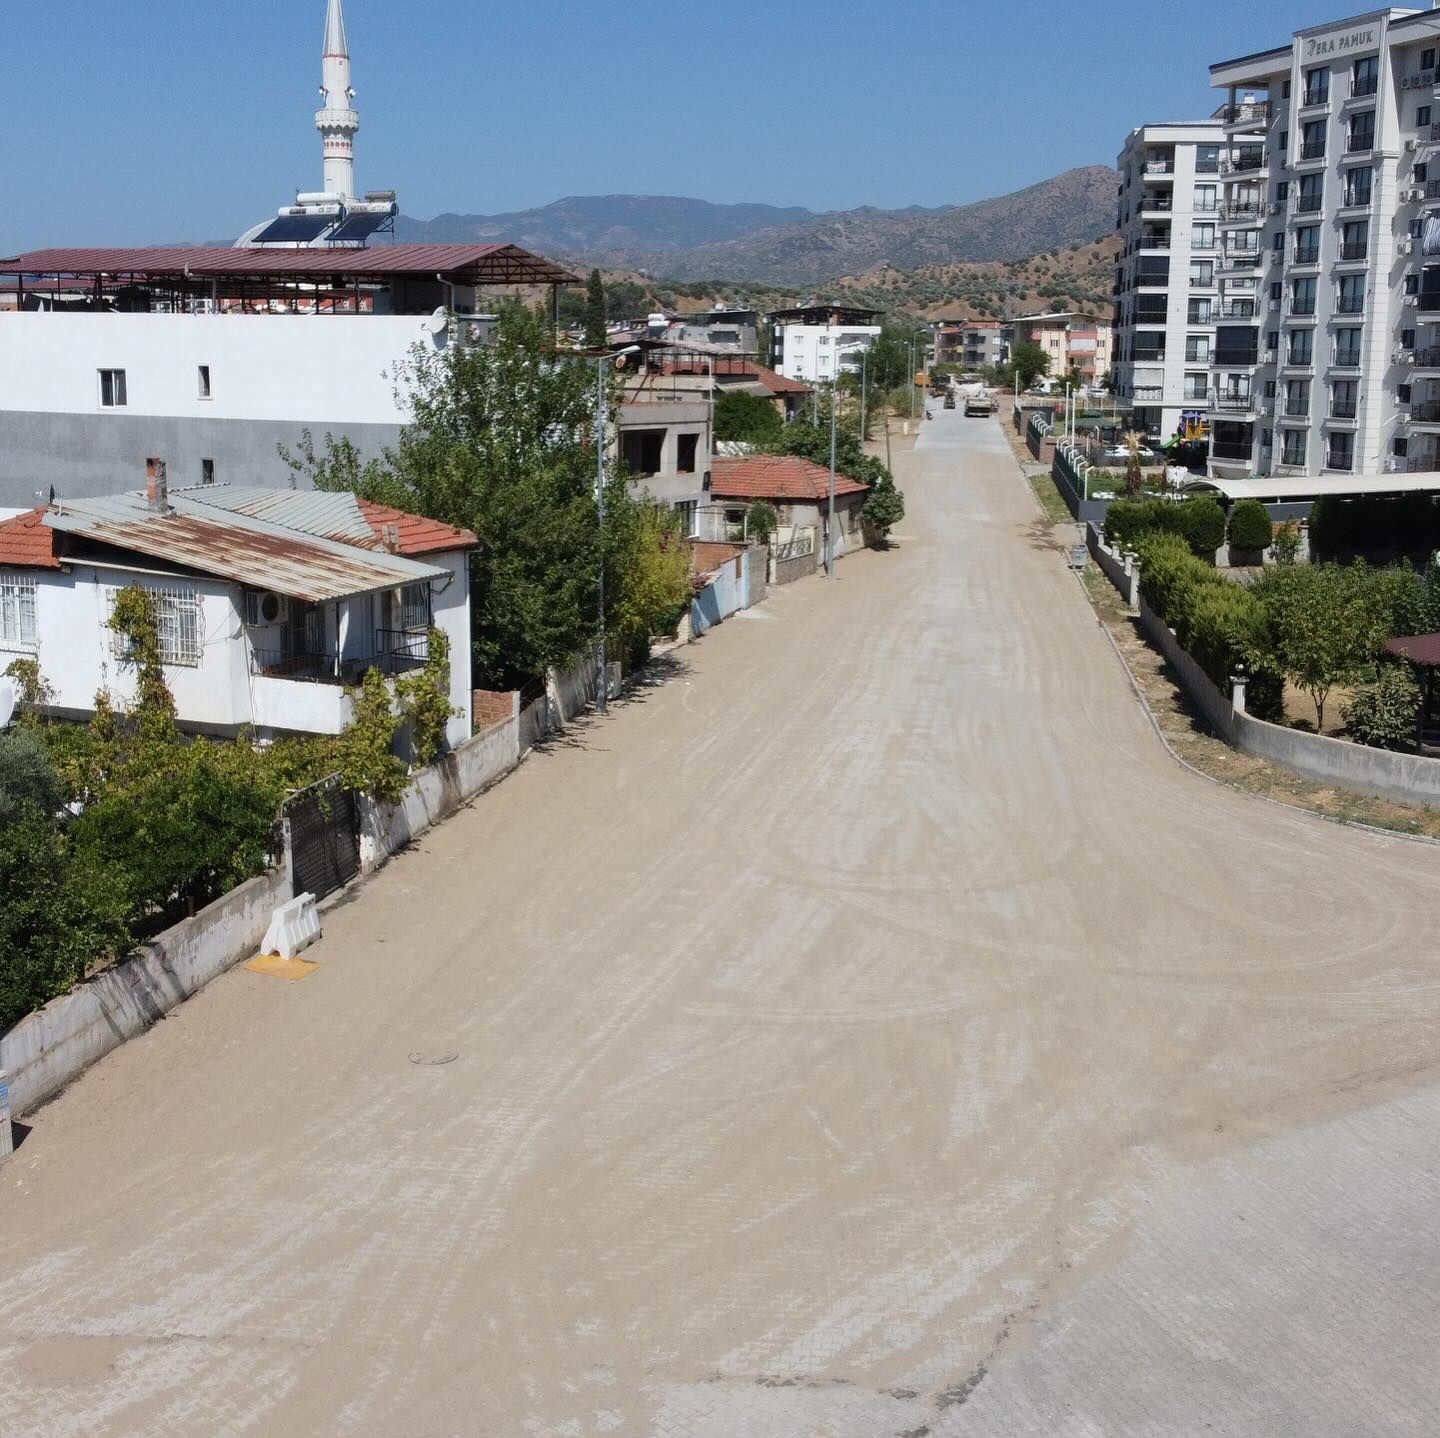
[1385,633,1440,668]
[45,491,446,602]
[0,244,578,286]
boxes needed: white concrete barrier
[261,894,321,960]
[0,1070,12,1162]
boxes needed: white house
[768,304,882,384]
[0,465,476,746]
[0,243,577,509]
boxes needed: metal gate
[284,774,359,900]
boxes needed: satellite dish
[426,306,448,336]
[0,676,16,730]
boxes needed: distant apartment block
[768,304,881,384]
[933,318,1010,370]
[1112,120,1227,439]
[1011,311,1113,388]
[1205,9,1440,478]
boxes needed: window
[1340,221,1368,261]
[201,458,215,485]
[1304,66,1329,106]
[1353,56,1378,97]
[1406,272,1420,296]
[1183,372,1209,400]
[98,368,127,407]
[197,365,211,399]
[1294,225,1320,264]
[1193,184,1217,212]
[1285,378,1311,417]
[0,571,37,651]
[1270,281,1283,301]
[1195,144,1219,173]
[1266,330,1279,352]
[1264,379,1277,398]
[1289,328,1314,365]
[1404,327,1417,348]
[1420,105,1433,128]
[1282,79,1292,99]
[1278,129,1289,151]
[1187,298,1212,324]
[676,433,698,474]
[672,500,697,537]
[1185,334,1211,362]
[1419,163,1430,183]
[1282,429,1308,466]
[398,581,431,634]
[1332,380,1358,417]
[1273,230,1284,252]
[1191,221,1216,249]
[1274,180,1289,203]
[1300,120,1326,160]
[1336,275,1365,314]
[1348,110,1375,153]
[1327,431,1355,471]
[107,585,201,666]
[1190,260,1214,287]
[1262,428,1274,450]
[1290,277,1316,315]
[1395,436,1410,457]
[620,428,665,475]
[1399,383,1413,403]
[1334,327,1362,366]
[1297,173,1323,211]
[1344,165,1373,207]
[1424,50,1436,73]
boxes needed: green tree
[1345,663,1422,750]
[604,500,693,663]
[283,304,610,688]
[583,268,608,349]
[1226,498,1274,553]
[1010,340,1050,391]
[744,501,778,542]
[1253,563,1390,731]
[714,389,783,445]
[0,727,64,826]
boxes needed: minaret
[315,0,359,199]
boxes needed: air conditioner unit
[243,590,288,626]
[1405,187,1426,202]
[1399,237,1415,255]
[1407,137,1420,152]
[1395,348,1415,363]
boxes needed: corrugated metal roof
[0,244,579,286]
[46,491,444,602]
[177,486,376,543]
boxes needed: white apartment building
[1209,7,1440,479]
[769,304,881,384]
[1112,121,1226,439]
[0,244,574,509]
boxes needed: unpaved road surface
[4,410,1440,1436]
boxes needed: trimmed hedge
[1134,532,1284,721]
[1105,497,1225,560]
[1226,498,1273,552]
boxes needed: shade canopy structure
[1384,633,1440,668]
[1180,474,1440,503]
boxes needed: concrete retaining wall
[1086,522,1131,595]
[0,865,291,1117]
[745,542,769,606]
[1087,523,1440,806]
[548,656,596,725]
[773,548,817,585]
[359,715,520,871]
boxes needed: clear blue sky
[6,0,1334,251]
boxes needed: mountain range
[396,167,1119,287]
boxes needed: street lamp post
[589,344,639,714]
[827,381,837,576]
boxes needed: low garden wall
[1086,523,1440,807]
[1051,448,1112,526]
[1,863,292,1118]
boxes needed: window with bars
[0,570,37,651]
[398,582,432,634]
[106,585,202,666]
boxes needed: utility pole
[827,382,837,577]
[859,350,867,444]
[594,359,608,713]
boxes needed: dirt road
[3,409,1439,1436]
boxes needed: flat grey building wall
[0,413,404,506]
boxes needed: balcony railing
[1144,160,1172,174]
[1293,246,1321,264]
[1351,75,1378,99]
[1326,451,1355,471]
[1215,350,1260,366]
[1223,153,1267,173]
[1134,310,1169,324]
[1342,190,1373,209]
[1132,351,1167,363]
[1346,133,1375,154]
[1211,440,1255,459]
[1299,141,1327,160]
[1411,400,1440,422]
[1419,289,1440,312]
[1139,234,1170,248]
[1194,158,1220,173]
[1302,90,1330,110]
[1295,193,1324,212]
[1213,393,1255,410]
[1336,295,1365,313]
[1190,274,1216,288]
[1284,404,1311,418]
[1339,241,1368,261]
[1219,301,1257,318]
[249,630,429,685]
[1224,101,1270,124]
[1412,345,1440,366]
[1219,202,1265,221]
[1330,401,1358,419]
[1130,385,1163,400]
[1408,453,1440,471]
[1285,354,1314,369]
[1140,195,1173,211]
[1333,351,1363,368]
[1182,391,1211,404]
[1288,298,1317,315]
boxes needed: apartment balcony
[1418,288,1440,314]
[1293,193,1324,214]
[1218,202,1265,223]
[1138,233,1171,249]
[1223,101,1270,127]
[1335,295,1366,314]
[1194,158,1220,174]
[1214,350,1260,368]
[1144,159,1173,175]
[1349,75,1378,100]
[1292,246,1321,266]
[1346,134,1375,155]
[1410,400,1440,423]
[1218,300,1258,319]
[1139,194,1173,213]
[1221,153,1268,174]
[1411,345,1440,368]
[1212,393,1256,412]
[1133,309,1169,326]
[1286,298,1317,316]
[1211,439,1255,460]
[1298,140,1327,161]
[1131,352,1167,365]
[1329,401,1359,421]
[1298,91,1331,114]
[1337,241,1369,262]
[1331,352,1363,369]
[1130,385,1164,402]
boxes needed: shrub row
[1133,532,1284,721]
[1105,498,1228,558]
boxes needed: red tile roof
[0,508,59,569]
[710,455,868,503]
[740,363,810,396]
[354,499,477,556]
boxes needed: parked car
[943,392,957,409]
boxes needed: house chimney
[145,457,168,512]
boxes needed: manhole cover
[408,1050,458,1066]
